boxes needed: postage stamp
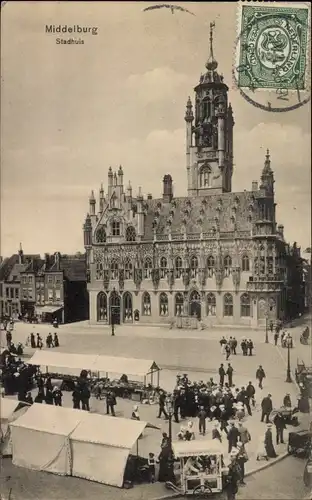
[236,3,309,91]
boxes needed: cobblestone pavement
[0,317,310,499]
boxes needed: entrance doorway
[189,290,201,320]
[123,292,133,322]
[110,290,121,325]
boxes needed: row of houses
[0,245,89,324]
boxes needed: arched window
[242,254,250,272]
[144,258,152,279]
[111,221,120,236]
[223,293,233,317]
[200,167,211,187]
[207,255,215,278]
[175,292,184,316]
[160,257,168,279]
[111,260,119,280]
[175,257,183,278]
[224,255,232,277]
[97,292,107,321]
[190,255,198,278]
[240,293,251,317]
[124,259,133,280]
[96,226,106,243]
[207,293,216,316]
[123,292,133,321]
[159,293,169,316]
[142,292,151,316]
[96,262,104,280]
[126,226,136,242]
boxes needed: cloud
[126,66,190,103]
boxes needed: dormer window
[111,221,120,236]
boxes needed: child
[212,422,222,443]
[148,452,156,483]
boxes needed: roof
[7,263,29,282]
[71,413,146,449]
[1,398,21,420]
[10,403,86,435]
[0,254,41,282]
[93,355,159,377]
[0,255,19,281]
[47,256,86,281]
[141,191,254,240]
[23,258,45,274]
[172,439,224,457]
[27,350,160,377]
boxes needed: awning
[27,350,160,379]
[172,439,224,457]
[35,306,63,314]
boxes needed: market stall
[10,403,87,475]
[10,403,158,487]
[0,398,30,456]
[27,350,161,399]
[70,412,148,487]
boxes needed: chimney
[147,193,152,200]
[277,224,284,237]
[44,253,50,269]
[163,174,173,203]
[54,252,61,270]
[252,181,258,191]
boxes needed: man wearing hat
[227,421,240,453]
[261,393,273,423]
[225,448,241,500]
[236,442,248,485]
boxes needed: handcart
[288,430,311,457]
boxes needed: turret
[89,190,96,216]
[136,187,144,239]
[18,242,23,264]
[118,165,124,192]
[113,172,118,187]
[185,97,194,181]
[99,183,105,212]
[163,174,173,203]
[83,214,92,247]
[260,149,274,196]
[127,180,132,200]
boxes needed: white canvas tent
[10,403,86,475]
[27,350,160,385]
[70,413,147,487]
[0,398,29,456]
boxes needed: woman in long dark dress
[264,425,277,458]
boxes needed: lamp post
[165,393,174,448]
[286,337,292,383]
[111,306,115,336]
[265,314,269,344]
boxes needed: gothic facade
[83,27,301,328]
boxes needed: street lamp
[286,337,292,383]
[165,393,174,447]
[265,314,269,344]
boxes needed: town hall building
[83,27,303,328]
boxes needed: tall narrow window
[240,293,251,317]
[111,221,120,236]
[223,293,233,316]
[144,258,152,279]
[97,292,107,321]
[207,255,215,278]
[124,259,133,280]
[175,257,183,278]
[224,255,232,277]
[142,292,151,316]
[111,260,119,280]
[175,292,184,316]
[159,293,169,316]
[190,256,198,278]
[242,255,250,272]
[126,226,136,242]
[160,257,168,279]
[207,293,216,316]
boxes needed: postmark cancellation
[234,2,311,111]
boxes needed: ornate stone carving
[118,269,124,293]
[103,270,110,291]
[151,268,160,291]
[232,266,241,293]
[214,266,224,292]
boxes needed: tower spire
[206,21,218,71]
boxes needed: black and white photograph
[0,2,311,499]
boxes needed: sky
[1,1,311,257]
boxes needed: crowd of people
[25,331,59,349]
